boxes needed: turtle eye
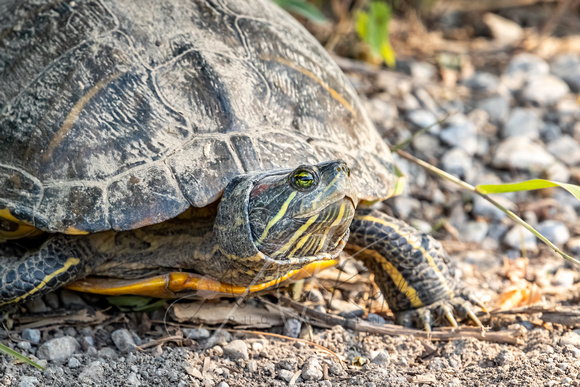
[290,169,318,191]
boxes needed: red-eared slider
[0,0,482,329]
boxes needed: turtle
[0,0,483,329]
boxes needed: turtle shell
[0,0,398,234]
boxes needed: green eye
[291,170,317,190]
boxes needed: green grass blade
[0,342,45,370]
[477,179,580,201]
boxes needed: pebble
[223,340,249,361]
[406,109,440,134]
[18,376,38,387]
[560,332,580,348]
[476,95,510,125]
[552,269,576,289]
[367,313,387,325]
[59,289,87,308]
[17,341,32,352]
[182,328,210,340]
[98,347,118,359]
[502,53,550,91]
[301,356,323,381]
[541,122,562,142]
[80,336,95,352]
[371,350,390,365]
[461,221,489,243]
[483,12,523,45]
[24,298,49,313]
[492,136,555,170]
[22,329,41,344]
[535,220,571,246]
[283,318,302,338]
[503,225,537,251]
[439,114,478,155]
[217,382,229,387]
[111,329,137,353]
[37,336,80,361]
[567,237,580,256]
[551,54,580,92]
[397,60,437,83]
[472,195,512,220]
[546,135,580,166]
[68,357,82,368]
[503,108,540,139]
[78,361,105,385]
[441,147,472,179]
[462,72,500,93]
[520,75,569,106]
[278,369,294,382]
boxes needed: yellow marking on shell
[316,202,346,253]
[355,214,455,299]
[255,191,297,246]
[64,226,89,235]
[0,257,80,307]
[66,259,340,298]
[349,244,423,308]
[268,56,356,116]
[272,213,320,258]
[44,71,122,162]
[0,208,42,240]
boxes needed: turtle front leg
[0,235,98,307]
[346,208,484,330]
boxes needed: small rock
[495,350,515,365]
[17,341,32,352]
[283,318,302,338]
[440,114,478,155]
[78,361,105,385]
[520,75,569,106]
[365,98,398,128]
[183,327,211,340]
[223,340,249,361]
[59,289,87,308]
[397,60,437,83]
[461,221,489,243]
[476,95,510,125]
[247,359,258,373]
[301,356,323,381]
[441,147,472,179]
[217,383,229,387]
[68,357,82,368]
[503,225,537,251]
[472,195,513,220]
[392,196,421,219]
[536,220,571,246]
[551,54,580,92]
[367,313,387,325]
[462,72,500,94]
[279,358,297,370]
[126,372,140,387]
[482,12,523,45]
[98,347,118,359]
[567,237,580,257]
[18,376,38,387]
[24,298,49,313]
[111,329,137,353]
[22,329,41,345]
[37,336,80,361]
[541,122,562,142]
[407,109,440,134]
[492,136,555,170]
[547,135,580,166]
[278,369,294,382]
[80,336,95,352]
[503,108,540,139]
[545,161,570,183]
[428,357,447,370]
[371,350,390,366]
[502,53,550,91]
[552,269,576,289]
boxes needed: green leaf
[106,295,166,312]
[477,179,580,201]
[273,0,327,23]
[355,2,395,67]
[0,342,45,370]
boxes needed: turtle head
[248,160,357,260]
[213,160,357,285]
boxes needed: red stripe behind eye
[250,183,271,199]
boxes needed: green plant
[272,0,328,23]
[355,1,396,67]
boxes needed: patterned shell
[0,0,397,233]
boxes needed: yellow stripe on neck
[255,191,297,246]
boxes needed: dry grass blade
[137,334,184,350]
[279,297,521,345]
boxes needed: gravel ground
[4,9,580,387]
